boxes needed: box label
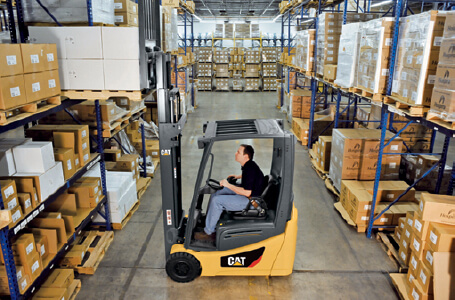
[402,240,408,248]
[82,142,87,150]
[17,270,22,280]
[26,243,33,255]
[12,210,21,222]
[21,278,27,290]
[25,199,31,209]
[420,270,427,284]
[425,251,433,265]
[10,87,20,98]
[413,239,420,251]
[75,157,80,166]
[8,197,17,210]
[114,3,123,9]
[397,231,401,240]
[30,55,39,64]
[41,244,45,256]
[380,218,388,223]
[412,289,419,300]
[48,79,56,88]
[428,75,436,85]
[429,231,438,244]
[419,201,423,211]
[31,261,39,273]
[32,82,40,92]
[84,153,89,162]
[411,256,417,269]
[47,53,54,62]
[414,219,422,232]
[434,36,443,47]
[67,159,72,171]
[115,16,124,23]
[400,251,406,261]
[6,55,17,65]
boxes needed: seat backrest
[261,176,280,211]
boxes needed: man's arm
[228,174,242,179]
[220,180,251,197]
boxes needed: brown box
[0,179,17,203]
[43,69,61,97]
[426,222,455,252]
[418,193,455,225]
[115,0,138,13]
[23,72,47,103]
[323,64,337,80]
[20,44,47,74]
[0,75,27,109]
[318,136,332,172]
[434,63,455,89]
[42,268,74,288]
[430,88,455,120]
[409,279,432,300]
[115,13,138,26]
[0,44,24,77]
[18,193,32,216]
[417,262,433,295]
[399,244,411,265]
[54,148,76,180]
[12,234,36,265]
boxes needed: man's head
[235,144,254,165]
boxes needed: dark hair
[240,144,254,161]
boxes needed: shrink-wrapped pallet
[334,23,362,88]
[161,7,178,52]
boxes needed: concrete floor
[77,91,402,300]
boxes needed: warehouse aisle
[77,92,400,300]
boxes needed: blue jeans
[204,187,249,235]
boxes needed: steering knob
[227,176,237,185]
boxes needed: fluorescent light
[194,14,202,21]
[371,0,393,8]
[273,14,281,22]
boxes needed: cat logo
[439,95,446,104]
[161,149,171,156]
[449,45,455,53]
[354,144,361,150]
[221,247,265,268]
[444,70,450,79]
[352,162,359,168]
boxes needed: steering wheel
[207,179,223,190]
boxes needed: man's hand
[220,179,229,187]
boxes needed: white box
[64,27,103,59]
[0,147,16,176]
[103,60,140,90]
[13,162,65,202]
[102,27,139,60]
[58,59,70,89]
[12,142,55,173]
[66,59,105,90]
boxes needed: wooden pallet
[130,106,147,122]
[62,231,114,275]
[62,89,142,101]
[137,177,152,200]
[390,273,411,300]
[333,202,367,233]
[426,112,455,130]
[112,200,140,230]
[310,156,328,180]
[325,177,340,198]
[0,96,61,125]
[384,96,429,117]
[145,159,160,178]
[377,232,409,273]
[92,114,130,138]
[68,279,82,300]
[352,87,383,102]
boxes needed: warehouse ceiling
[193,0,282,18]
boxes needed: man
[195,144,265,241]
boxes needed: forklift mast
[155,52,187,259]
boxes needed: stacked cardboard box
[245,78,260,91]
[29,27,141,90]
[340,180,417,228]
[262,63,277,77]
[215,64,229,78]
[357,18,394,94]
[23,0,115,24]
[232,76,243,91]
[235,24,250,38]
[225,23,234,38]
[300,30,316,73]
[428,12,455,123]
[114,0,139,27]
[334,23,362,88]
[214,24,223,38]
[316,13,342,76]
[0,179,23,228]
[396,193,455,300]
[245,49,261,64]
[262,48,278,62]
[329,128,403,191]
[106,153,140,182]
[198,77,212,90]
[290,89,312,119]
[292,113,334,144]
[0,43,60,110]
[244,64,260,78]
[263,78,276,91]
[400,154,452,193]
[196,48,212,62]
[161,7,178,52]
[251,24,260,38]
[230,48,244,77]
[33,268,78,299]
[314,136,332,172]
[391,11,445,106]
[215,78,229,91]
[197,63,212,77]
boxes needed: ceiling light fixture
[370,0,393,7]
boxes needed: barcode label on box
[6,55,17,65]
[407,56,413,65]
[25,199,31,209]
[387,194,394,199]
[328,50,333,55]
[434,36,443,46]
[414,219,422,232]
[420,201,423,211]
[95,186,99,194]
[409,274,415,283]
[401,72,407,80]
[21,278,27,290]
[428,75,436,85]
[420,270,427,284]
[82,130,87,138]
[426,251,433,265]
[133,6,137,12]
[403,89,408,98]
[26,243,34,255]
[405,229,411,238]
[400,251,406,261]
[411,256,417,269]
[84,153,89,162]
[400,222,404,229]
[10,87,20,97]
[413,239,420,251]
[32,82,40,92]
[114,3,123,9]
[361,216,369,221]
[17,270,22,280]
[380,218,388,223]
[82,142,87,150]
[364,204,371,210]
[412,289,419,300]
[115,16,124,22]
[48,79,56,88]
[30,54,39,64]
[392,80,399,93]
[381,69,388,76]
[397,231,401,240]
[402,240,408,248]
[407,218,413,226]
[12,210,21,222]
[430,231,438,244]
[41,245,45,256]
[47,53,54,62]
[411,91,417,101]
[32,261,39,273]
[67,159,72,171]
[8,197,17,210]
[385,38,392,46]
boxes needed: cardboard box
[398,244,411,265]
[20,44,46,74]
[33,286,68,300]
[60,244,87,266]
[18,193,32,216]
[115,13,139,26]
[433,251,455,300]
[0,74,27,109]
[43,69,61,98]
[0,179,17,202]
[419,193,455,225]
[422,243,435,271]
[30,228,58,256]
[409,279,432,300]
[12,233,36,265]
[430,88,455,121]
[13,141,55,173]
[323,64,337,81]
[114,0,138,14]
[104,149,122,162]
[29,217,66,246]
[162,0,179,7]
[42,268,74,288]
[104,60,140,90]
[22,251,42,281]
[417,262,433,295]
[13,162,65,203]
[33,234,49,261]
[410,234,426,254]
[54,148,76,181]
[0,44,24,77]
[409,251,421,273]
[426,222,455,252]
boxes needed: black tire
[166,252,201,283]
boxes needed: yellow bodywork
[170,204,298,277]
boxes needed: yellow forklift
[155,52,298,282]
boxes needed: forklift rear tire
[166,252,201,283]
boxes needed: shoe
[194,231,216,241]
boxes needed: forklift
[155,52,298,282]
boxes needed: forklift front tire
[166,252,201,283]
